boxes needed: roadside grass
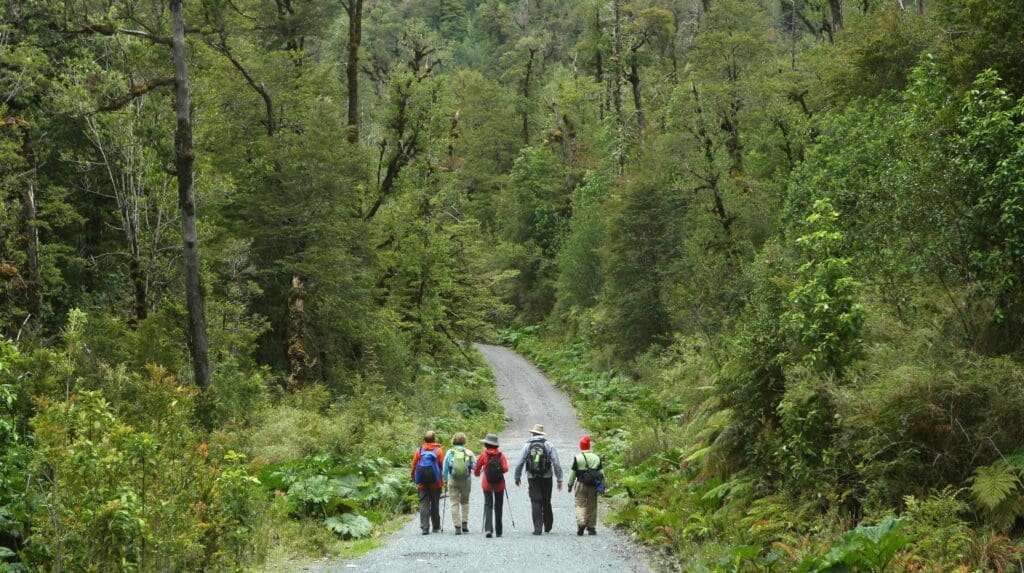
[255,513,408,571]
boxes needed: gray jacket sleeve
[549,443,564,481]
[513,443,529,481]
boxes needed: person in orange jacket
[411,430,446,534]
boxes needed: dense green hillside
[3,0,1024,569]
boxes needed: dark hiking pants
[482,489,504,536]
[419,488,441,532]
[528,477,554,533]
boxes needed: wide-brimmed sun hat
[481,433,500,447]
[529,423,546,435]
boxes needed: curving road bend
[309,344,654,573]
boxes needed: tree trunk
[628,58,645,131]
[611,0,625,171]
[171,0,212,391]
[20,124,42,329]
[345,0,362,143]
[828,0,843,32]
[522,47,537,145]
[917,0,925,15]
[126,210,148,322]
[611,0,623,126]
[287,275,308,389]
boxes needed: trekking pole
[440,487,448,532]
[504,488,516,529]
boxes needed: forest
[2,0,1024,569]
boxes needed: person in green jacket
[567,434,603,536]
[442,432,475,535]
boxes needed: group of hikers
[410,424,605,538]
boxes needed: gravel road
[307,344,654,573]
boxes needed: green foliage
[970,462,1024,532]
[783,199,864,375]
[24,385,267,571]
[324,514,373,540]
[797,517,911,573]
[902,488,971,568]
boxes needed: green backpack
[451,449,472,480]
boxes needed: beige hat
[481,433,500,447]
[529,423,545,435]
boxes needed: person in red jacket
[473,433,509,538]
[411,431,445,534]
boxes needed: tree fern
[969,465,1018,511]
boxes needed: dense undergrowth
[508,328,1024,572]
[0,312,502,572]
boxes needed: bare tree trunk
[87,112,151,324]
[828,0,843,32]
[20,124,42,329]
[171,0,211,391]
[917,0,925,15]
[345,0,362,143]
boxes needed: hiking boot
[421,529,429,535]
[545,525,552,533]
[461,522,468,532]
[577,525,585,536]
[532,530,541,536]
[432,527,441,533]
[454,526,461,535]
[587,528,597,536]
[486,531,493,538]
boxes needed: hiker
[442,432,475,535]
[567,434,603,536]
[473,433,509,538]
[411,430,445,534]
[513,423,563,535]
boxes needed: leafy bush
[259,454,413,539]
[796,517,911,573]
[24,386,267,571]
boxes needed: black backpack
[485,451,504,485]
[577,453,603,487]
[525,440,552,475]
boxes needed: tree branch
[95,76,176,112]
[207,38,276,135]
[71,23,173,45]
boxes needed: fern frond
[969,465,1019,511]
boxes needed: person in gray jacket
[513,423,563,535]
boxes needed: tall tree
[343,0,363,143]
[171,0,211,390]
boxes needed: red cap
[579,435,591,450]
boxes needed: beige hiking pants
[574,483,598,528]
[449,478,471,527]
